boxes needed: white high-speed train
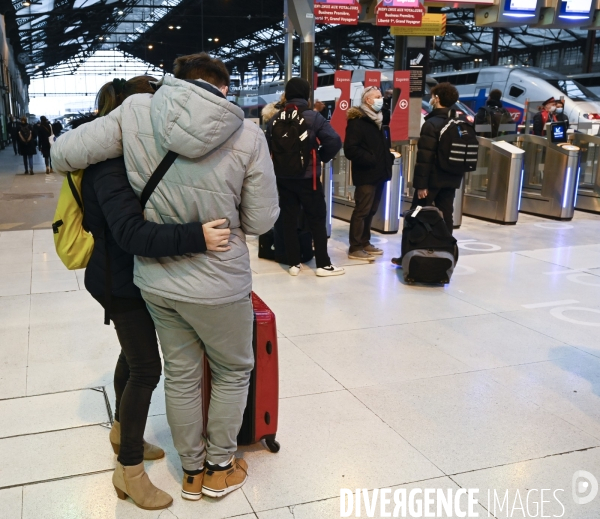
[431,66,600,132]
[235,68,475,124]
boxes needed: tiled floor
[1,198,600,516]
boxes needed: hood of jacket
[150,75,244,159]
[347,106,366,121]
[262,102,281,123]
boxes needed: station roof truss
[1,0,596,83]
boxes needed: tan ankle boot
[113,462,172,510]
[109,420,165,460]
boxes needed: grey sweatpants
[142,290,254,470]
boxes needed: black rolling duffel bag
[401,206,458,284]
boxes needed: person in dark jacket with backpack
[17,116,37,175]
[344,87,396,261]
[475,89,513,138]
[407,83,461,236]
[266,77,345,277]
[75,77,231,511]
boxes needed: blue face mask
[371,98,384,112]
[556,108,564,114]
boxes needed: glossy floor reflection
[1,211,600,518]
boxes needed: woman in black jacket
[76,77,231,511]
[17,116,37,175]
[38,116,53,174]
[344,86,395,261]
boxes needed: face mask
[548,106,556,113]
[556,108,564,114]
[371,98,384,112]
[430,98,438,109]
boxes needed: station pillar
[283,0,294,82]
[287,0,316,100]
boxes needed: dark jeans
[411,188,456,234]
[44,156,52,168]
[111,304,162,466]
[12,137,17,154]
[349,182,386,252]
[277,177,331,268]
[22,155,33,172]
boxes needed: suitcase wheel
[265,437,281,453]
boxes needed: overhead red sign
[315,0,360,25]
[390,71,410,142]
[382,0,421,8]
[330,70,353,142]
[364,71,381,87]
[376,1,423,26]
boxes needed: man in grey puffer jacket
[51,53,279,500]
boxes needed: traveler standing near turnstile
[343,86,396,262]
[402,83,467,234]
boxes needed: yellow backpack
[52,170,95,270]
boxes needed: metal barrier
[322,160,333,237]
[515,134,579,220]
[463,137,525,225]
[331,149,403,234]
[371,154,403,233]
[568,133,600,214]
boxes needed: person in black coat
[532,97,556,136]
[554,99,569,129]
[344,86,395,261]
[412,82,461,233]
[8,115,19,155]
[74,77,231,509]
[38,116,53,174]
[265,77,345,277]
[17,116,37,175]
[474,89,513,138]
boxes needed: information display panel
[559,0,594,17]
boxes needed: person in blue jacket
[76,76,231,511]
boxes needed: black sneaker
[391,257,402,268]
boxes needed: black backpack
[437,117,479,176]
[270,105,311,178]
[483,106,513,137]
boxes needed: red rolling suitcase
[202,292,280,453]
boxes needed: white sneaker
[288,265,301,276]
[316,265,345,277]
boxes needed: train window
[509,86,525,98]
[546,79,599,100]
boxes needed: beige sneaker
[202,458,248,498]
[181,470,204,501]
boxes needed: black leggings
[111,305,162,466]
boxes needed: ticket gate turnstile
[462,138,525,225]
[322,160,333,237]
[568,133,600,214]
[400,139,464,229]
[516,134,579,220]
[331,150,403,234]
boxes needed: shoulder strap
[140,151,178,209]
[67,172,83,210]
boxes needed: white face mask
[371,98,384,112]
[430,98,437,109]
[556,107,564,114]
[548,106,556,113]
